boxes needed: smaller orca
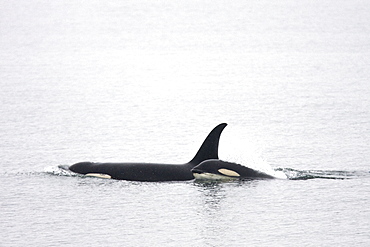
[191,159,275,180]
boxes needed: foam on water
[44,165,77,177]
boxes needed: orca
[63,123,227,181]
[191,159,275,180]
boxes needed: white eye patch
[218,169,240,177]
[85,173,112,179]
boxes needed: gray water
[1,0,370,246]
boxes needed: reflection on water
[195,181,227,211]
[193,179,262,245]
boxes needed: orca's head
[191,159,241,180]
[69,161,93,174]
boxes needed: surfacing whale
[63,123,227,181]
[191,159,275,180]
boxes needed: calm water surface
[1,0,370,246]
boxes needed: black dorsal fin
[189,123,227,165]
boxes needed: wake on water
[276,168,369,180]
[218,137,368,180]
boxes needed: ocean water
[1,0,370,246]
